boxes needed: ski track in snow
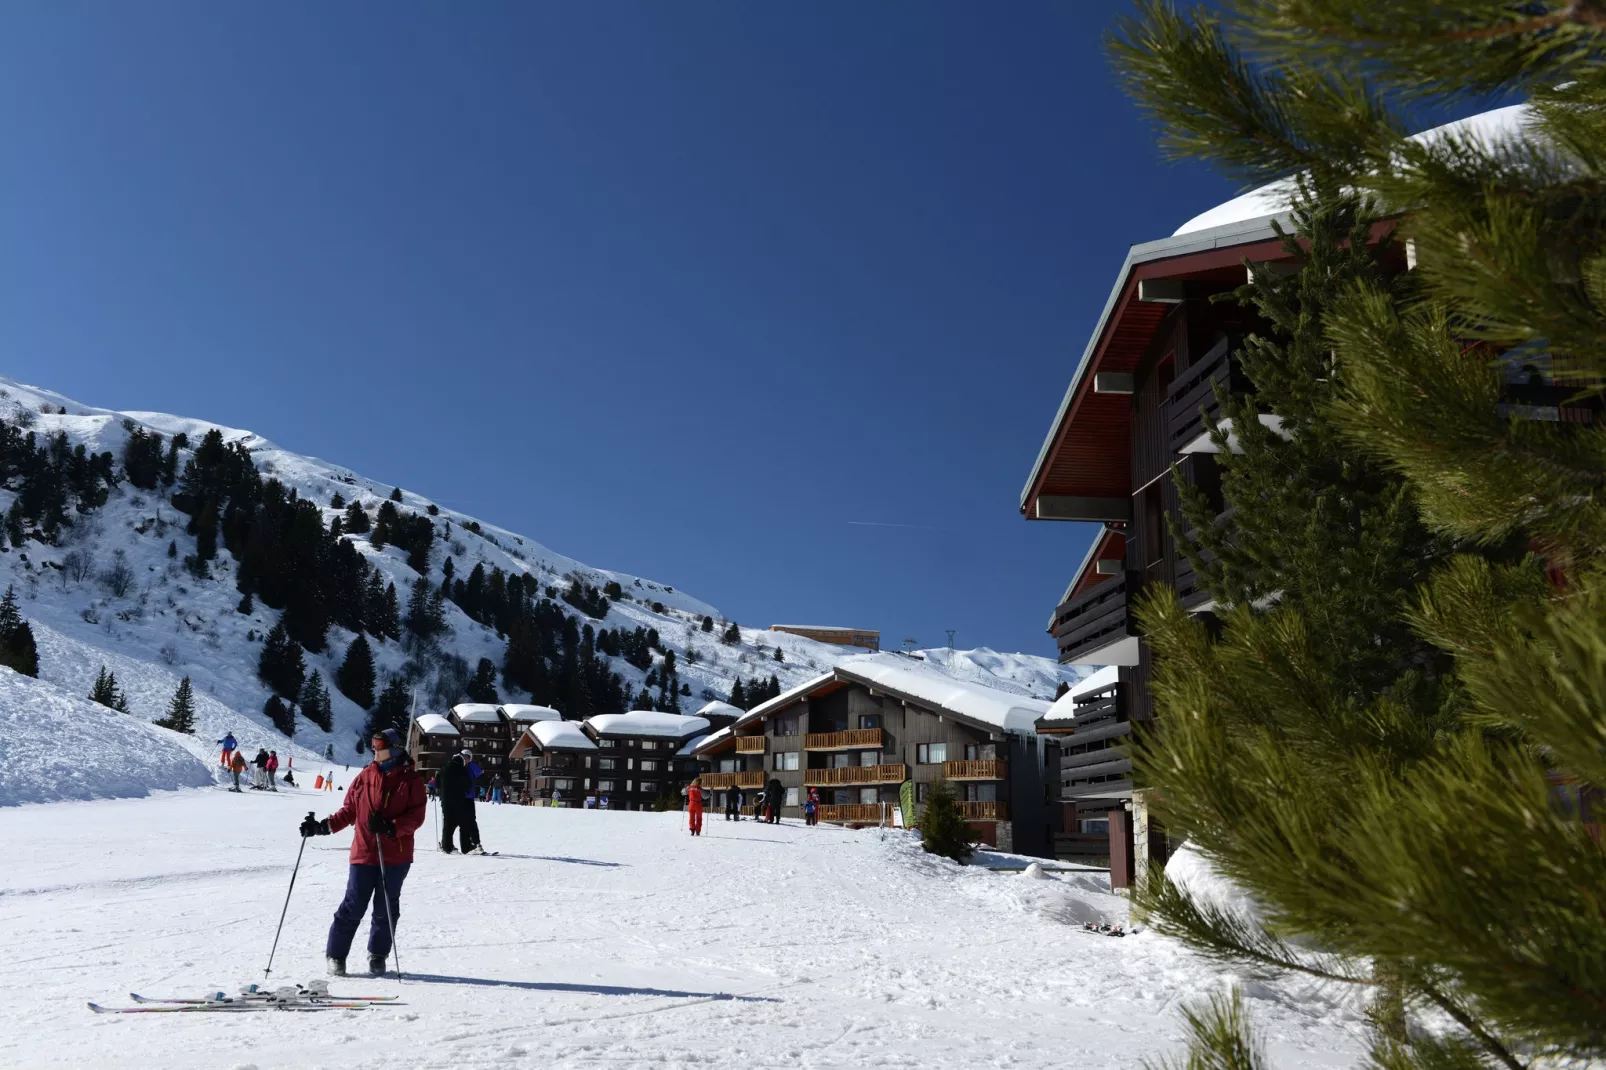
[0,788,1370,1069]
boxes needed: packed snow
[0,786,1371,1069]
[450,703,504,723]
[0,375,1081,808]
[500,703,562,723]
[413,713,458,737]
[0,667,215,806]
[1041,664,1120,724]
[585,711,711,738]
[524,719,599,752]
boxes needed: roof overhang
[1020,212,1293,519]
[831,664,1025,739]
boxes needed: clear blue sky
[0,2,1239,660]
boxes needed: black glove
[367,813,397,836]
[300,815,331,838]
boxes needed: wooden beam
[1035,496,1131,523]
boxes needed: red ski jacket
[328,758,427,865]
[687,784,704,810]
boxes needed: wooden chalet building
[407,702,562,795]
[1015,103,1593,889]
[693,653,1052,855]
[508,719,599,806]
[499,704,563,794]
[768,625,880,651]
[407,712,461,782]
[582,711,711,811]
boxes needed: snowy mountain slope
[0,375,1082,785]
[0,667,215,806]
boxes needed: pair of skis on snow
[88,981,400,1014]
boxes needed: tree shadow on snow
[481,854,627,867]
[401,974,778,1002]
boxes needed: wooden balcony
[1051,570,1140,666]
[804,728,883,751]
[819,803,887,824]
[803,763,907,787]
[957,800,1008,821]
[734,736,767,754]
[700,771,765,790]
[1167,335,1248,454]
[942,759,1008,781]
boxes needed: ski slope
[0,375,1081,792]
[0,787,1370,1069]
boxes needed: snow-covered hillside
[0,793,1369,1069]
[0,376,1081,791]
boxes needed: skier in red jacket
[686,777,705,837]
[300,727,426,977]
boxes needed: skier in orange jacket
[686,778,704,837]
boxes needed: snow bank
[1041,664,1120,724]
[0,668,215,806]
[1164,840,1266,926]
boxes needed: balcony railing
[804,728,883,751]
[1167,335,1247,454]
[700,771,765,790]
[804,763,907,787]
[1051,571,1140,665]
[818,803,887,824]
[734,736,767,754]
[957,800,1008,821]
[942,759,1008,781]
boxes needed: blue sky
[0,2,1241,660]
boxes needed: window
[858,751,880,767]
[640,781,657,795]
[626,781,634,793]
[598,780,616,792]
[641,741,660,751]
[859,714,881,730]
[598,758,617,771]
[1080,817,1110,835]
[785,787,799,807]
[627,759,635,770]
[859,787,878,805]
[775,714,800,736]
[773,751,799,771]
[916,782,929,803]
[916,743,947,765]
[599,739,617,750]
[553,779,575,791]
[964,783,998,802]
[639,760,659,772]
[718,759,739,773]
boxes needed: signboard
[898,780,915,830]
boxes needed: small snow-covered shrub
[159,643,179,666]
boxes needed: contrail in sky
[846,520,945,531]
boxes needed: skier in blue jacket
[217,732,237,769]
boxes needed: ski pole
[374,835,403,983]
[264,814,312,980]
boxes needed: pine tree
[919,780,972,863]
[0,585,38,678]
[264,694,295,737]
[389,487,403,502]
[300,670,333,732]
[728,677,747,710]
[344,501,370,534]
[721,621,740,645]
[1108,7,1606,1067]
[88,665,129,712]
[331,492,345,509]
[236,591,254,615]
[167,539,177,559]
[464,657,499,703]
[632,685,654,711]
[365,675,411,739]
[336,634,376,709]
[257,620,305,700]
[155,677,196,733]
[773,646,784,662]
[701,615,714,632]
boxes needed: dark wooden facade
[695,661,1051,856]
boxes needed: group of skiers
[429,748,489,855]
[217,733,293,793]
[690,778,823,833]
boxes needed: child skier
[686,777,704,837]
[804,788,819,827]
[299,727,427,978]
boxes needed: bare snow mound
[0,668,215,806]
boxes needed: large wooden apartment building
[405,702,561,794]
[693,652,1053,855]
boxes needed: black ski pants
[441,799,480,853]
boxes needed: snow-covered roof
[451,703,504,723]
[1040,666,1120,723]
[691,725,734,756]
[415,713,460,736]
[677,734,709,757]
[528,720,598,752]
[835,653,1050,735]
[500,703,563,723]
[1173,103,1533,236]
[694,700,744,720]
[738,672,836,728]
[586,711,712,739]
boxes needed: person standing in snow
[228,750,249,792]
[436,749,484,854]
[251,748,269,790]
[217,733,237,769]
[299,727,426,977]
[803,788,819,827]
[686,777,704,837]
[766,777,784,824]
[724,787,738,822]
[266,751,280,792]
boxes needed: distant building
[508,719,599,806]
[583,711,711,811]
[694,652,1052,855]
[769,625,880,651]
